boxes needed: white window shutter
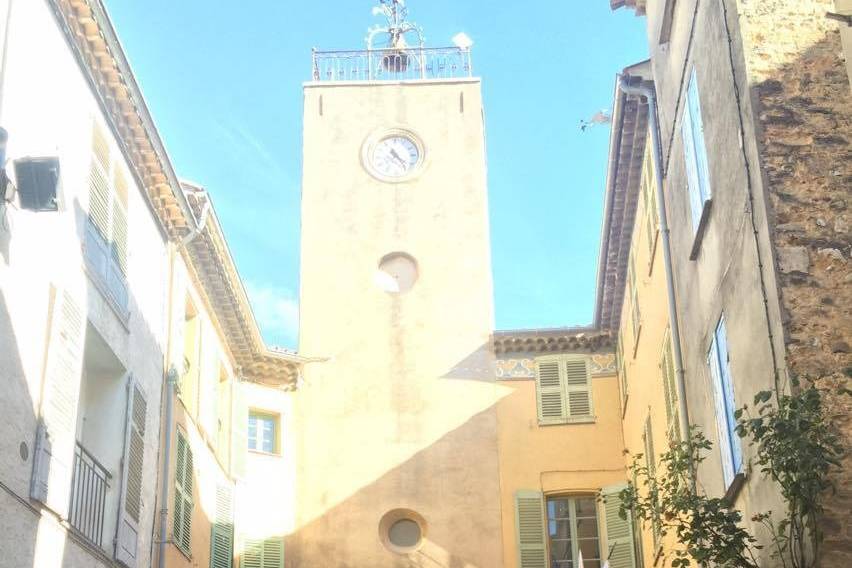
[680,89,704,231]
[31,288,86,519]
[231,381,248,478]
[535,359,566,424]
[708,334,735,487]
[564,357,592,419]
[261,538,284,568]
[114,378,147,567]
[211,484,235,568]
[515,490,546,568]
[687,69,712,204]
[602,484,637,568]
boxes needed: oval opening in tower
[375,252,418,294]
[379,509,427,554]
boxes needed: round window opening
[375,253,418,294]
[379,509,427,554]
[388,519,421,548]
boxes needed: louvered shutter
[241,538,283,568]
[231,381,248,478]
[535,359,565,424]
[643,417,661,548]
[111,169,129,275]
[173,432,193,555]
[88,126,111,240]
[242,539,263,568]
[31,288,86,518]
[515,491,546,568]
[661,332,680,443]
[602,484,637,568]
[564,357,592,419]
[686,69,712,204]
[211,484,235,568]
[115,378,147,566]
[709,317,742,488]
[262,539,284,568]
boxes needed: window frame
[707,314,743,489]
[545,494,603,568]
[247,411,280,455]
[681,67,713,258]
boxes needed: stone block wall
[736,0,852,564]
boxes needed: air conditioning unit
[14,157,60,211]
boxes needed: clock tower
[292,2,503,566]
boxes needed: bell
[382,50,409,73]
[381,35,409,73]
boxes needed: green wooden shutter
[661,331,680,443]
[211,484,235,568]
[535,359,566,424]
[617,335,627,410]
[515,491,546,568]
[115,378,147,567]
[602,484,637,568]
[173,432,194,555]
[628,253,641,344]
[261,539,284,568]
[564,357,592,419]
[231,380,248,478]
[30,287,86,519]
[643,417,660,548]
[241,538,283,568]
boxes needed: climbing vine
[620,381,848,568]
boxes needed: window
[547,496,602,568]
[85,122,129,312]
[535,356,593,425]
[514,490,636,568]
[173,431,194,556]
[681,68,712,233]
[14,157,60,211]
[248,412,277,454]
[242,538,284,568]
[708,315,743,488]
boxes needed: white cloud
[245,281,299,348]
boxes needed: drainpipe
[619,77,691,443]
[157,365,179,568]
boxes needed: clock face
[370,135,421,179]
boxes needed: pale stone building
[610,0,851,565]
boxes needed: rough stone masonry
[736,0,852,564]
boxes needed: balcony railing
[311,46,473,82]
[69,442,112,548]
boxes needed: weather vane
[367,0,425,51]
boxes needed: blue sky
[103,1,647,349]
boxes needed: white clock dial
[371,135,421,178]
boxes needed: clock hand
[390,148,407,167]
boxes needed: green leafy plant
[735,381,848,568]
[620,428,761,568]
